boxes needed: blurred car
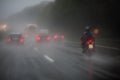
[36,33,51,42]
[53,34,65,42]
[53,34,65,40]
[6,33,24,44]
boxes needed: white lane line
[96,45,120,51]
[66,41,120,51]
[44,55,54,62]
[34,47,39,52]
[76,45,120,51]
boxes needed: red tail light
[46,36,51,41]
[87,39,93,44]
[54,35,58,39]
[25,34,28,38]
[19,38,24,43]
[61,35,64,39]
[36,36,41,41]
[7,37,11,43]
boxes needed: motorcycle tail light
[87,39,93,44]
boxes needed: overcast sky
[0,0,54,19]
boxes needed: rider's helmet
[85,26,91,32]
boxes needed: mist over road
[0,39,120,80]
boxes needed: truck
[24,24,39,37]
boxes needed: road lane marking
[44,55,54,62]
[65,41,120,51]
[76,44,120,51]
[96,45,120,51]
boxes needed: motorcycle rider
[80,26,95,53]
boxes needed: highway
[0,40,120,80]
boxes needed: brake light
[7,37,11,43]
[61,35,64,39]
[25,34,28,38]
[19,38,24,43]
[46,36,51,41]
[36,36,41,41]
[87,39,93,44]
[54,35,58,39]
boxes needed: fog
[0,0,54,19]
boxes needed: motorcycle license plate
[89,44,93,49]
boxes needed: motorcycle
[83,39,95,56]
